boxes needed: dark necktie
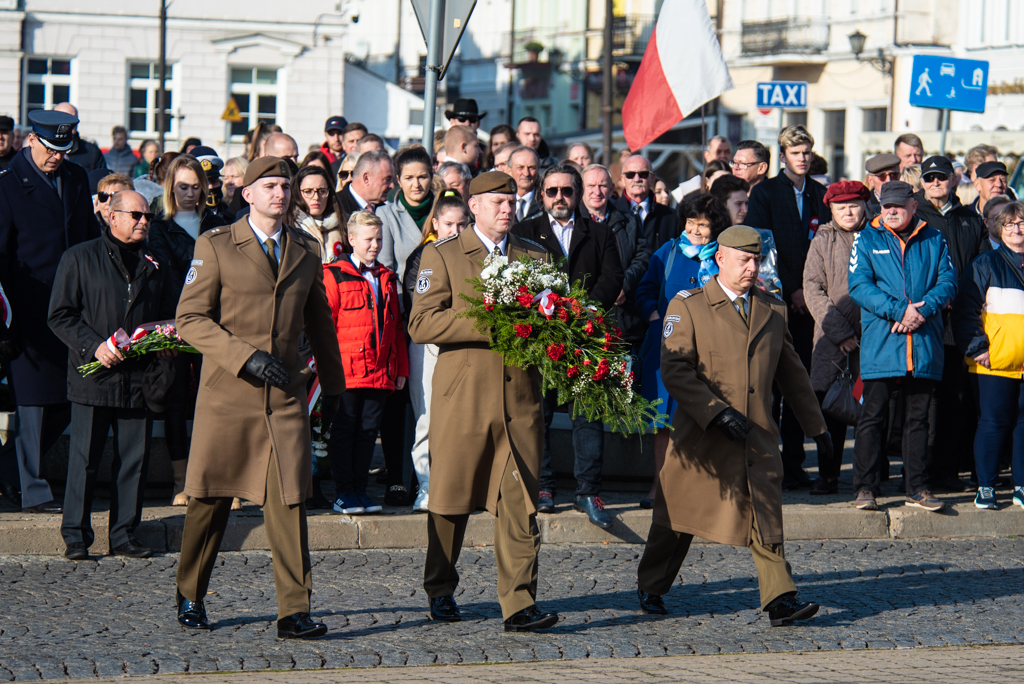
[734,298,749,328]
[632,203,642,217]
[264,238,279,276]
[492,245,503,258]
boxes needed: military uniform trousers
[424,455,540,620]
[637,510,797,610]
[176,450,312,619]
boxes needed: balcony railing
[741,18,830,56]
[612,14,656,59]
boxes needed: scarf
[676,233,719,285]
[399,190,434,229]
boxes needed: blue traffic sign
[756,81,808,109]
[909,55,988,113]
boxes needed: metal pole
[939,108,949,156]
[156,0,167,152]
[601,0,613,165]
[421,0,445,150]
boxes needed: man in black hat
[0,109,101,513]
[0,116,16,171]
[320,115,348,167]
[863,153,901,217]
[445,98,486,131]
[972,161,1009,216]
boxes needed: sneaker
[357,491,382,513]
[412,486,429,512]
[384,484,409,506]
[854,489,878,510]
[1013,488,1024,510]
[974,486,998,510]
[333,492,364,515]
[906,490,945,512]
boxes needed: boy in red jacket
[325,210,409,514]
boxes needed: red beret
[824,180,871,207]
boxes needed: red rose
[584,321,595,336]
[567,365,579,378]
[514,324,533,338]
[574,348,583,356]
[597,316,605,325]
[557,308,570,322]
[583,359,592,366]
[546,343,566,361]
[516,292,534,307]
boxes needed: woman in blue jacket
[634,194,731,507]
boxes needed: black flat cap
[878,181,916,206]
[0,115,13,131]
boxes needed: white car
[940,63,955,77]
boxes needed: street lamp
[848,30,894,76]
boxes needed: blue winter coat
[848,216,957,381]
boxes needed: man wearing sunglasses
[0,109,100,514]
[915,156,990,493]
[512,164,624,529]
[863,153,901,217]
[612,154,677,250]
[444,98,485,131]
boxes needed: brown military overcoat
[176,219,346,506]
[408,229,548,516]
[655,278,826,547]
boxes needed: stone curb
[0,502,1021,555]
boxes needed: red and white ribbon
[533,288,556,317]
[308,376,321,415]
[105,319,177,354]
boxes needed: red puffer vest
[324,258,409,390]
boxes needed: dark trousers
[813,391,849,481]
[163,354,201,462]
[539,390,604,497]
[379,385,409,488]
[972,374,1024,488]
[14,403,71,508]
[775,309,814,480]
[929,346,977,481]
[61,405,152,548]
[853,376,935,496]
[329,388,388,495]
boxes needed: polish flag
[622,0,734,152]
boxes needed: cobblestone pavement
[1,540,1023,680]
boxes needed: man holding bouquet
[48,190,178,560]
[408,171,559,632]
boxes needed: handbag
[822,355,861,426]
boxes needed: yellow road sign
[221,97,243,123]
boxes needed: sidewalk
[54,645,1024,684]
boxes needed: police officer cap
[717,225,762,255]
[189,145,224,180]
[921,156,954,177]
[28,110,78,152]
[878,180,916,206]
[975,161,1008,179]
[469,171,517,196]
[0,115,13,131]
[865,153,900,174]
[242,156,291,186]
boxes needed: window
[23,57,72,120]
[127,62,176,138]
[230,67,280,139]
[823,109,846,180]
[862,107,887,132]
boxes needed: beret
[975,161,1008,179]
[878,180,915,206]
[717,225,762,255]
[243,156,291,186]
[921,156,954,177]
[824,180,871,207]
[469,170,517,196]
[865,153,900,174]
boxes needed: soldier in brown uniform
[407,171,558,632]
[172,157,346,639]
[636,226,833,627]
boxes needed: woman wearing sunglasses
[335,153,357,193]
[147,155,228,507]
[92,173,133,227]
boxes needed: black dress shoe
[176,589,211,630]
[277,612,327,639]
[765,593,819,627]
[637,588,668,614]
[639,498,654,510]
[503,605,558,632]
[0,477,21,506]
[64,542,89,561]
[809,477,838,495]
[429,595,462,622]
[782,470,813,491]
[537,491,555,514]
[22,501,61,514]
[110,540,154,558]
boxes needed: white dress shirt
[515,190,535,220]
[350,253,381,305]
[548,213,575,256]
[717,278,750,317]
[473,226,508,256]
[248,218,282,261]
[350,186,372,212]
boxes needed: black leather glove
[0,322,21,361]
[244,350,291,388]
[813,431,834,465]
[711,407,751,442]
[319,394,341,439]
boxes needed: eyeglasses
[544,186,575,198]
[871,172,901,181]
[922,173,949,183]
[624,170,651,180]
[1003,222,1024,234]
[338,170,351,181]
[113,210,155,222]
[41,146,66,158]
[301,188,330,198]
[730,160,757,170]
[454,116,479,124]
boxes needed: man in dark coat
[338,150,393,216]
[0,116,17,171]
[512,164,624,528]
[916,156,990,491]
[745,125,828,489]
[0,109,101,513]
[613,154,677,250]
[48,191,179,560]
